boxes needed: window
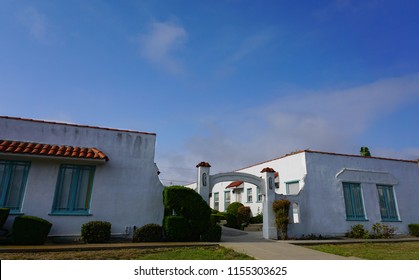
[213,192,219,211]
[286,181,299,195]
[246,188,253,203]
[224,191,231,210]
[292,203,300,224]
[256,186,263,202]
[343,182,366,220]
[377,185,399,221]
[0,160,30,213]
[52,164,95,215]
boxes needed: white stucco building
[189,150,419,238]
[0,116,164,239]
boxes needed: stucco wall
[287,152,419,237]
[0,117,164,238]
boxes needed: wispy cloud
[16,7,48,42]
[137,19,188,74]
[157,73,419,183]
[215,30,274,78]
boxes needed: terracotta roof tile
[226,181,244,189]
[0,139,109,161]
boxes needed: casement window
[52,164,95,215]
[247,188,253,203]
[213,192,219,211]
[286,181,300,195]
[377,185,399,221]
[0,160,30,213]
[256,186,262,202]
[224,191,231,210]
[342,182,366,220]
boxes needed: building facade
[0,116,164,239]
[192,150,419,238]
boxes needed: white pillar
[261,167,277,239]
[196,162,211,204]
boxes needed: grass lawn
[0,245,254,260]
[305,242,419,260]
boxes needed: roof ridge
[0,116,156,136]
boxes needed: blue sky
[1,0,419,185]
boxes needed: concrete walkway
[220,226,354,260]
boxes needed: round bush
[81,221,111,243]
[133,224,163,242]
[226,202,244,215]
[11,215,52,245]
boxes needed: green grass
[305,242,419,260]
[0,246,254,260]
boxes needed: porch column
[196,162,211,204]
[261,167,277,239]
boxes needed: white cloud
[16,7,48,42]
[156,73,419,183]
[138,19,188,74]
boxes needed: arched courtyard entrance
[195,162,277,239]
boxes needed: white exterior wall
[288,152,419,237]
[0,117,164,238]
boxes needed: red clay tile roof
[261,167,276,173]
[0,140,109,161]
[196,162,211,167]
[226,181,243,189]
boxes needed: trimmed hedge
[133,223,163,242]
[81,221,111,243]
[237,206,251,226]
[225,202,244,229]
[163,216,191,241]
[0,208,10,228]
[201,224,222,242]
[408,224,419,237]
[11,215,52,245]
[163,186,211,241]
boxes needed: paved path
[220,226,353,260]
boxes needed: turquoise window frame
[256,186,262,202]
[0,160,31,213]
[51,164,95,215]
[224,190,231,210]
[213,192,219,211]
[377,185,399,222]
[342,182,366,221]
[246,188,253,203]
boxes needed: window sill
[381,219,402,223]
[346,218,368,222]
[49,212,92,216]
[9,212,24,216]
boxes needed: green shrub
[201,224,222,242]
[81,221,111,243]
[225,212,240,229]
[133,224,163,242]
[408,224,419,237]
[272,199,291,240]
[226,202,244,215]
[0,208,10,228]
[250,212,263,224]
[11,215,52,245]
[163,216,191,241]
[163,186,211,241]
[371,223,396,239]
[345,224,369,239]
[237,206,251,226]
[210,214,224,225]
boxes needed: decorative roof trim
[0,139,109,162]
[0,116,156,136]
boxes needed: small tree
[360,147,371,157]
[272,199,290,240]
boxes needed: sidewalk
[1,226,418,260]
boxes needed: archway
[195,162,277,239]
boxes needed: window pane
[343,183,365,220]
[0,161,30,211]
[213,192,219,211]
[53,165,95,213]
[377,185,398,221]
[287,181,299,195]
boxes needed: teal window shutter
[343,182,366,220]
[377,185,399,221]
[0,160,31,213]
